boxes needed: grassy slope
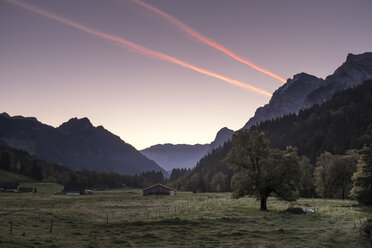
[0,169,36,183]
[0,185,371,247]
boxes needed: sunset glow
[4,0,272,97]
[132,0,287,83]
[2,0,370,150]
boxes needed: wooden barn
[143,184,176,196]
[62,183,90,195]
[19,187,34,193]
[0,182,19,192]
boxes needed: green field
[0,183,371,247]
[0,169,36,183]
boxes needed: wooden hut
[143,184,176,196]
[62,183,89,195]
[19,187,34,193]
[0,182,19,192]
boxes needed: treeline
[253,79,372,163]
[0,146,165,188]
[170,80,372,201]
[170,144,362,199]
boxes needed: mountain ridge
[243,72,324,129]
[0,114,166,176]
[140,127,234,171]
[145,52,372,172]
[303,52,372,107]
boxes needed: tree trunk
[342,188,345,200]
[260,197,267,211]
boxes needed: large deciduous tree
[224,130,302,210]
[351,132,372,205]
[314,150,358,199]
[299,156,316,198]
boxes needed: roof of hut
[143,184,176,192]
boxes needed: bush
[281,207,306,214]
[362,218,372,240]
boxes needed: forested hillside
[254,79,372,162]
[0,146,166,189]
[174,80,372,193]
[0,115,166,176]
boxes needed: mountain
[242,52,372,129]
[208,127,234,152]
[144,52,372,172]
[140,144,209,171]
[255,79,372,162]
[0,145,167,188]
[176,79,372,192]
[141,127,234,171]
[303,52,372,108]
[243,73,323,129]
[0,114,166,176]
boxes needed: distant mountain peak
[294,72,315,78]
[217,127,231,133]
[242,72,323,129]
[0,114,166,175]
[208,127,234,153]
[346,52,372,62]
[0,113,39,122]
[242,52,372,130]
[141,143,209,170]
[272,73,323,99]
[58,117,93,131]
[304,52,372,108]
[0,112,10,118]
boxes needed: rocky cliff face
[207,127,234,152]
[0,114,166,176]
[243,52,372,129]
[242,73,323,129]
[303,52,372,108]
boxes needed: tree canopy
[314,150,359,199]
[351,131,372,205]
[224,130,302,210]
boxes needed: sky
[1,0,372,150]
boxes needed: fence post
[106,211,109,224]
[359,217,362,235]
[49,219,53,233]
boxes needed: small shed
[19,187,34,193]
[0,182,19,192]
[63,183,88,195]
[143,184,176,196]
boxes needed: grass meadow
[0,183,371,247]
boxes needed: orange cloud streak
[5,0,272,97]
[132,0,286,83]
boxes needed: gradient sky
[1,0,372,149]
